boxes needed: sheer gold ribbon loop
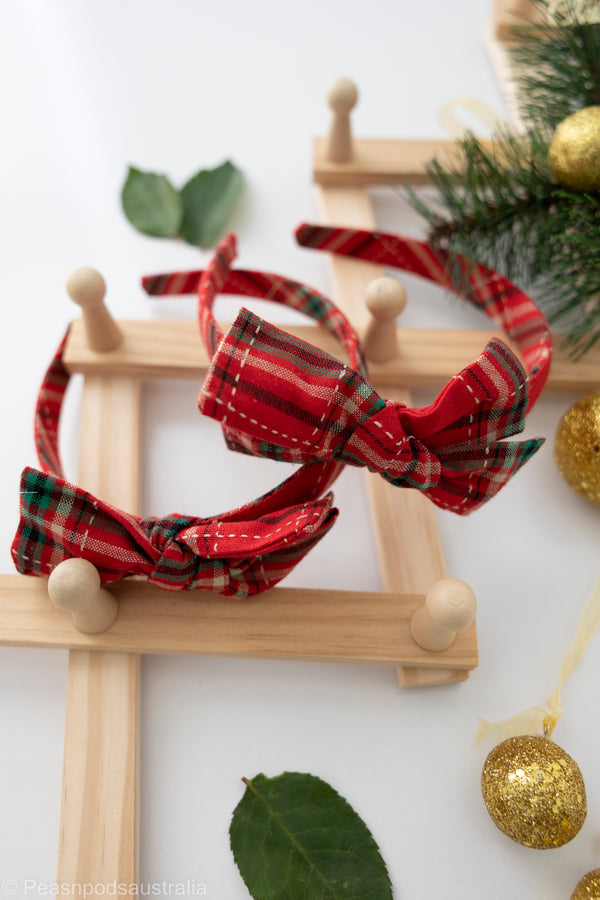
[478,577,600,742]
[437,98,501,139]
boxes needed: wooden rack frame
[2,76,600,892]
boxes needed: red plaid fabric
[142,233,367,377]
[12,465,336,596]
[198,308,541,513]
[141,231,378,547]
[12,236,375,594]
[294,224,552,408]
[186,231,550,514]
[34,332,69,476]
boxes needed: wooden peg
[48,558,119,635]
[363,276,407,362]
[66,266,123,352]
[410,578,477,652]
[326,78,359,163]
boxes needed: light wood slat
[367,387,469,687]
[58,652,139,886]
[315,184,474,687]
[313,137,468,186]
[77,376,141,505]
[64,318,353,379]
[63,318,600,394]
[0,574,477,670]
[315,186,380,328]
[363,396,448,593]
[58,376,141,891]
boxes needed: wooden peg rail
[63,317,600,394]
[0,574,477,671]
[314,136,465,186]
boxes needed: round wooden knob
[363,277,407,362]
[410,578,477,652]
[365,277,407,319]
[327,78,359,114]
[66,267,106,310]
[65,266,122,352]
[48,558,118,635]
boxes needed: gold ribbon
[478,577,600,741]
[437,98,501,139]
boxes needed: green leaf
[229,772,393,900]
[179,159,243,247]
[121,167,183,237]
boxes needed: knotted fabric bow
[13,464,336,596]
[12,245,369,596]
[198,308,541,513]
[189,231,550,514]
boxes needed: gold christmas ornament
[554,392,600,505]
[571,869,600,900]
[548,107,600,192]
[481,735,586,849]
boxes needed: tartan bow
[12,466,337,598]
[198,308,543,514]
[12,333,343,598]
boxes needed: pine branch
[411,131,557,280]
[511,2,600,127]
[409,130,600,356]
[407,1,600,357]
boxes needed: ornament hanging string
[437,98,502,140]
[478,576,600,742]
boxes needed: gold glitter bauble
[548,107,600,191]
[481,735,586,849]
[571,869,600,900]
[554,392,600,505]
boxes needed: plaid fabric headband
[12,246,366,598]
[295,224,552,408]
[183,230,550,515]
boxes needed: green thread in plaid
[13,466,339,597]
[199,311,545,514]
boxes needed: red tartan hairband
[12,250,368,598]
[143,234,367,377]
[294,224,552,408]
[177,230,551,515]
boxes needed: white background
[2,1,600,898]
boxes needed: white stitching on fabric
[78,502,98,553]
[230,322,261,401]
[205,516,313,545]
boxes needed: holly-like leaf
[121,167,183,237]
[179,159,243,247]
[230,772,393,900]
